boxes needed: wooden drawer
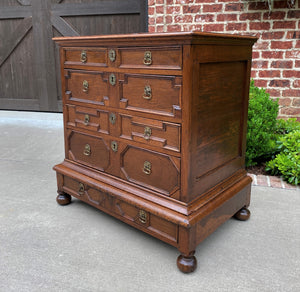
[119,74,182,118]
[120,114,181,152]
[65,70,109,106]
[67,131,110,172]
[65,104,109,135]
[120,146,180,197]
[114,199,178,243]
[64,48,107,67]
[118,46,182,70]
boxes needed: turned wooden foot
[56,192,72,205]
[177,251,197,273]
[234,207,250,221]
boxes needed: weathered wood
[51,1,141,16]
[51,14,80,38]
[0,6,31,19]
[0,17,32,67]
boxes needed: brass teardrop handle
[144,126,151,140]
[143,161,152,175]
[143,85,152,100]
[78,183,85,195]
[80,50,87,63]
[83,144,91,156]
[82,80,89,93]
[143,51,152,65]
[139,210,147,224]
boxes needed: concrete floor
[0,110,299,292]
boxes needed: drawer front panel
[66,104,109,135]
[119,74,182,118]
[120,114,181,152]
[118,46,182,70]
[64,48,107,67]
[67,131,110,171]
[114,200,178,243]
[120,146,180,196]
[65,70,108,105]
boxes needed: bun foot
[56,192,71,205]
[177,251,197,273]
[234,207,250,221]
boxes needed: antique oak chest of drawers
[53,32,257,273]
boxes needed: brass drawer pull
[80,50,87,63]
[111,141,118,152]
[109,73,116,86]
[144,126,152,140]
[78,183,85,195]
[109,49,116,62]
[139,210,147,224]
[82,80,89,93]
[83,144,91,156]
[143,85,152,100]
[143,51,152,66]
[143,161,151,175]
[84,114,90,125]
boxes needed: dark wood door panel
[0,0,147,112]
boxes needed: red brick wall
[148,0,300,121]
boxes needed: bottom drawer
[62,175,178,245]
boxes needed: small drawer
[66,104,109,135]
[67,131,110,172]
[120,114,181,152]
[114,199,178,243]
[64,48,107,67]
[63,176,111,209]
[65,70,109,106]
[118,46,182,70]
[119,74,182,118]
[120,146,180,196]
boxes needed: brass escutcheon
[84,114,90,125]
[139,210,147,224]
[144,126,152,140]
[111,141,118,152]
[109,73,116,86]
[143,51,152,66]
[109,49,116,62]
[78,183,85,195]
[82,80,89,93]
[80,50,87,63]
[143,85,152,100]
[143,161,152,175]
[83,144,91,156]
[109,113,116,125]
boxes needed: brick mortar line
[247,173,300,190]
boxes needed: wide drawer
[62,175,178,244]
[118,46,182,70]
[63,47,107,67]
[120,146,180,197]
[65,104,110,135]
[119,73,182,118]
[65,70,109,105]
[120,114,181,152]
[67,131,110,172]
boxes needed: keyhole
[111,141,118,152]
[109,73,116,86]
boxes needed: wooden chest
[53,32,257,273]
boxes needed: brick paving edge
[247,173,299,190]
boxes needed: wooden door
[0,0,147,112]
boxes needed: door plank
[51,14,80,37]
[0,6,31,19]
[0,17,32,67]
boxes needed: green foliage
[266,131,300,185]
[246,80,279,166]
[275,118,300,135]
